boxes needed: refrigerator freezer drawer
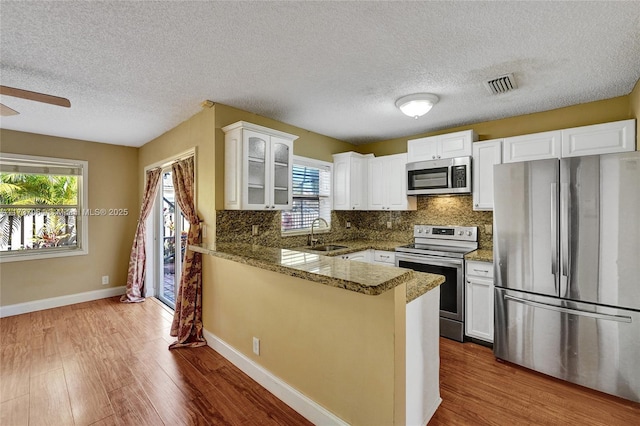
[494,288,640,403]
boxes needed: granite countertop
[465,249,493,263]
[190,242,444,302]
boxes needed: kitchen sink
[307,245,348,252]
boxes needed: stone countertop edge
[465,249,494,263]
[189,242,443,302]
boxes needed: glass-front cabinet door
[271,136,292,209]
[242,130,293,210]
[223,121,298,210]
[245,130,268,209]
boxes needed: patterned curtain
[121,168,162,303]
[169,157,206,349]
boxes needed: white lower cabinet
[339,249,396,266]
[372,250,395,266]
[339,250,371,262]
[465,260,494,343]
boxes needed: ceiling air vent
[484,73,517,95]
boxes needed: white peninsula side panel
[405,286,441,426]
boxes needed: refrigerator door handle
[560,181,570,296]
[550,183,558,281]
[504,294,632,323]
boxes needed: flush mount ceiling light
[396,93,439,119]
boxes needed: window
[281,156,331,235]
[0,153,88,262]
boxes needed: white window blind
[281,157,331,235]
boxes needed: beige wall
[0,130,138,306]
[138,107,217,243]
[630,78,640,149]
[357,95,634,156]
[207,257,406,425]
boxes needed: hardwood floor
[0,297,311,426]
[2,297,639,425]
[429,338,640,425]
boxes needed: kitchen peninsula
[191,241,445,426]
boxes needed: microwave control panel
[452,165,467,188]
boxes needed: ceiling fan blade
[0,103,20,116]
[0,85,70,108]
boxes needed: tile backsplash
[216,195,493,250]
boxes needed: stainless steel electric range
[395,225,478,342]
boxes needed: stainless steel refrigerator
[493,151,640,403]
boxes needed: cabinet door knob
[432,155,436,159]
[475,203,479,207]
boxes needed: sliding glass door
[156,168,189,309]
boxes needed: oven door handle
[395,253,463,268]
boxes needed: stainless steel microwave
[406,156,472,195]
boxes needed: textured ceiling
[1,1,639,147]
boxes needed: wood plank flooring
[1,297,639,425]
[429,338,640,425]
[0,297,310,426]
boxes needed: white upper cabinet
[368,153,416,211]
[407,130,477,162]
[333,152,372,210]
[503,119,636,163]
[223,121,298,210]
[472,139,502,211]
[561,119,635,157]
[502,130,562,163]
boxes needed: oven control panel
[414,225,477,242]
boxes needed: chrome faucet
[309,217,329,247]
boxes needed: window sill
[0,247,89,263]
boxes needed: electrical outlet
[346,221,351,229]
[386,221,392,229]
[252,337,260,355]
[485,224,493,235]
[202,224,207,238]
[101,275,109,285]
[252,225,259,236]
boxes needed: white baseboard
[0,286,126,318]
[203,329,349,426]
[421,397,442,426]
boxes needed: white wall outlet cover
[386,221,392,229]
[252,225,259,236]
[252,337,260,355]
[101,275,109,285]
